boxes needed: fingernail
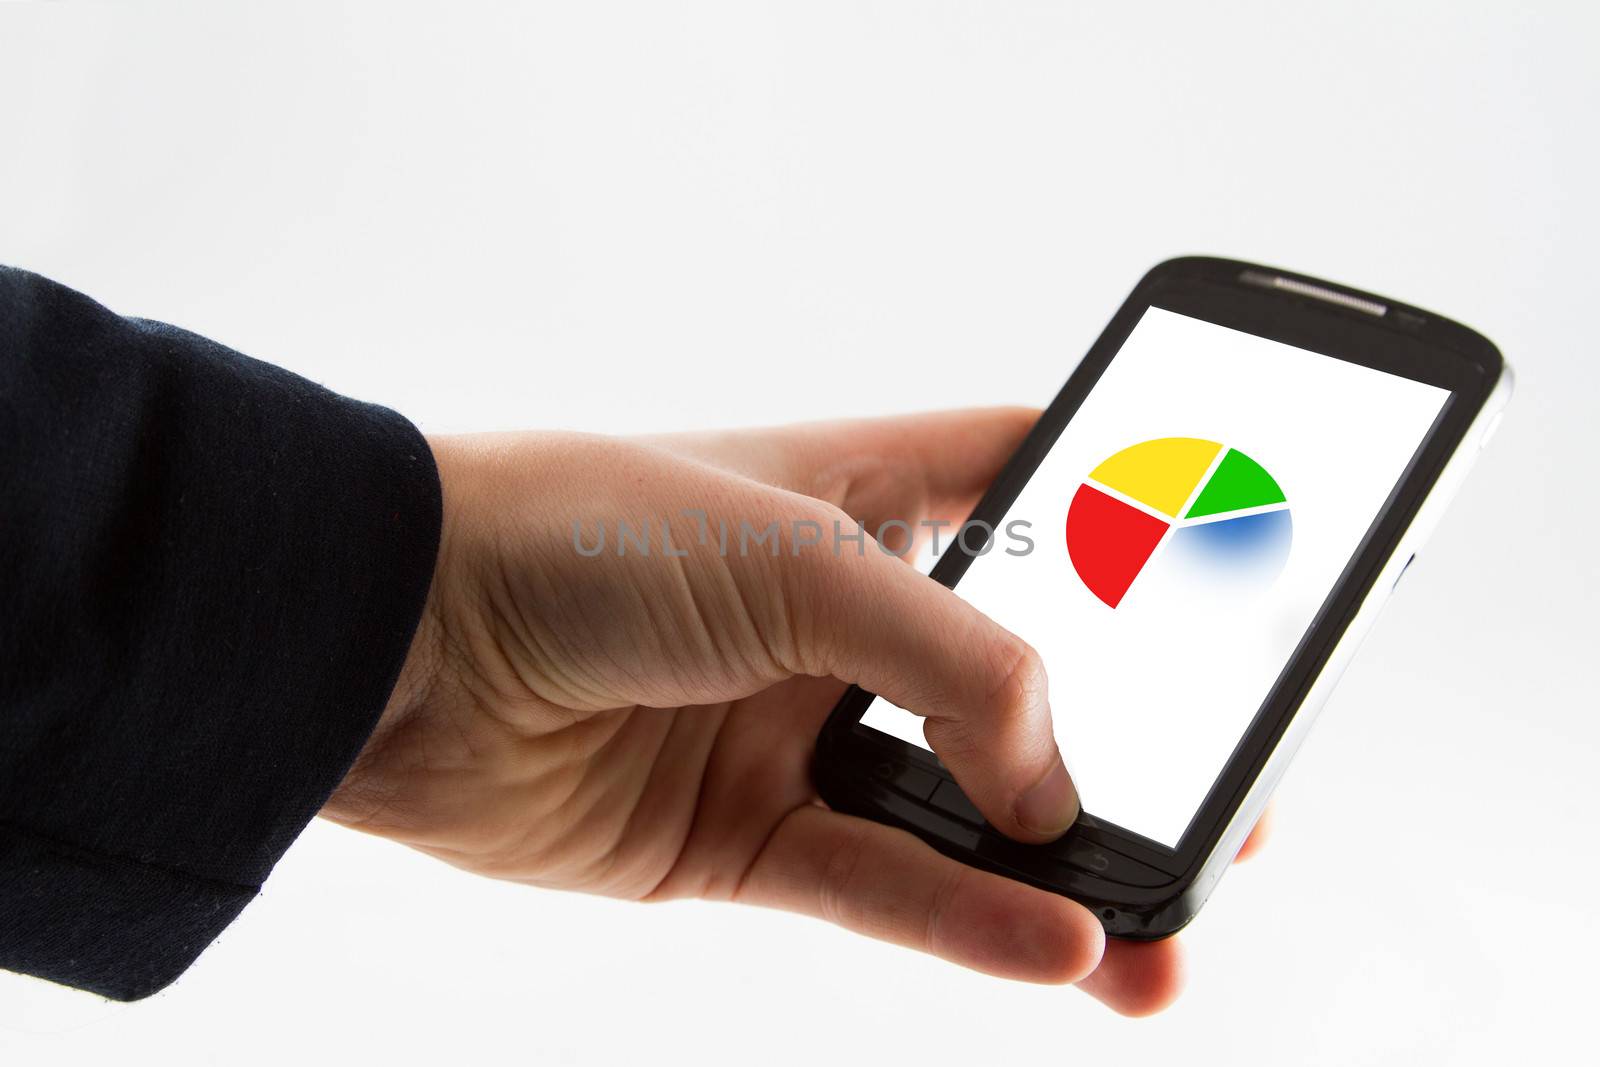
[1014,757,1080,838]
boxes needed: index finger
[775,505,1080,842]
[735,804,1105,984]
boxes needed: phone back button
[1064,837,1113,873]
[929,780,986,825]
[1062,836,1170,888]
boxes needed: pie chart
[1066,438,1292,608]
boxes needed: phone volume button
[1391,553,1417,592]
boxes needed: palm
[644,677,847,902]
[327,411,1267,1016]
[432,641,848,899]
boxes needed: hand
[323,408,1270,1015]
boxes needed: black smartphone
[812,256,1512,940]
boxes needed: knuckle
[772,501,879,675]
[922,864,969,959]
[922,715,982,770]
[982,636,1046,727]
[816,823,872,928]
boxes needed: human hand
[323,408,1270,1015]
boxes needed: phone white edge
[1193,362,1516,902]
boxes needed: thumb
[780,514,1080,843]
[643,407,1040,539]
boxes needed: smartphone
[811,256,1512,939]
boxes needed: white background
[865,309,1452,846]
[1,2,1596,1063]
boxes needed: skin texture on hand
[323,408,1270,1016]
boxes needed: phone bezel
[814,256,1504,905]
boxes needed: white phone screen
[861,307,1450,847]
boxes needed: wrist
[322,437,457,829]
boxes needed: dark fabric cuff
[0,267,443,1000]
[0,822,256,1001]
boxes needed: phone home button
[870,758,939,802]
[929,780,986,825]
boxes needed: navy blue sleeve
[0,267,442,1000]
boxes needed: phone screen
[860,307,1451,848]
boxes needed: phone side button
[929,780,987,825]
[871,759,939,802]
[1478,410,1504,450]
